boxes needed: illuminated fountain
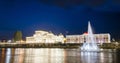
[81,21,99,51]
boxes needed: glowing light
[83,32,88,35]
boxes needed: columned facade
[26,31,64,43]
[66,33,111,43]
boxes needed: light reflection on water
[24,48,65,63]
[5,48,11,63]
[0,48,119,63]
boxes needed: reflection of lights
[13,48,25,63]
[108,53,113,63]
[24,48,64,63]
[100,52,104,63]
[6,48,11,63]
[100,50,114,63]
[81,52,98,63]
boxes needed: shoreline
[0,43,120,49]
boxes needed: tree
[13,31,22,42]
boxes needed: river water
[0,48,120,63]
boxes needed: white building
[26,30,64,43]
[66,33,111,43]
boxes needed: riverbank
[0,43,79,48]
[0,43,120,49]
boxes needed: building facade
[66,33,111,43]
[26,30,64,43]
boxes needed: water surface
[0,48,119,63]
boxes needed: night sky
[0,0,120,40]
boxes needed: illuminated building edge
[66,33,111,43]
[26,30,111,43]
[26,30,65,43]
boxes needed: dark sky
[0,0,120,40]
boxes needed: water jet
[81,21,99,51]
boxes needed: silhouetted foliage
[13,31,22,42]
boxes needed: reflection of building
[14,49,24,63]
[24,49,65,63]
[26,30,64,43]
[66,33,111,43]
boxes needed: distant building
[26,30,64,43]
[66,33,111,43]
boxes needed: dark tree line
[13,31,22,42]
